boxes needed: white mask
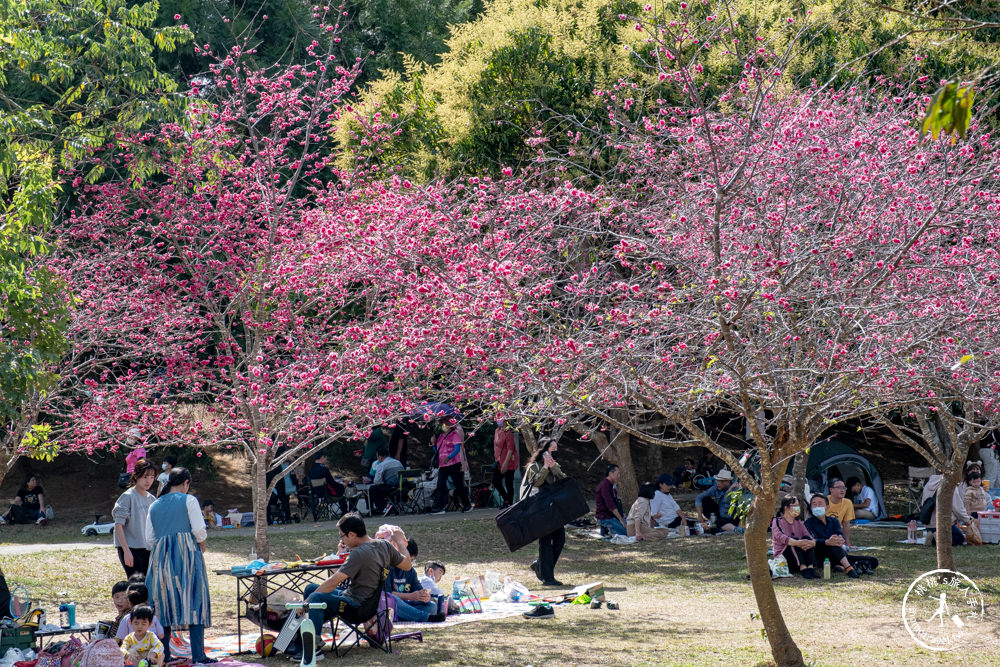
[811,507,826,518]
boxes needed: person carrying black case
[498,437,588,588]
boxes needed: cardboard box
[570,581,605,602]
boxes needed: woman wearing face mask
[771,495,819,579]
[804,494,859,579]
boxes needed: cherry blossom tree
[49,16,424,557]
[339,75,1000,667]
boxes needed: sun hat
[715,469,734,481]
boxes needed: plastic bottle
[906,520,917,543]
[823,558,831,580]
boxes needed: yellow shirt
[121,631,164,663]
[826,496,855,525]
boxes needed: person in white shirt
[651,474,691,531]
[848,477,881,520]
[418,561,446,597]
[370,448,405,514]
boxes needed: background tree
[1,0,190,455]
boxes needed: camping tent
[795,439,886,520]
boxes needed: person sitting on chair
[848,477,879,521]
[295,513,433,654]
[309,452,347,517]
[369,448,404,514]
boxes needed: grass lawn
[2,515,998,666]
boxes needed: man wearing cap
[651,474,691,531]
[695,469,741,533]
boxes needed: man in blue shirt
[695,469,742,534]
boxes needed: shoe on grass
[540,579,564,587]
[523,605,554,619]
[529,560,542,581]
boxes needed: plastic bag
[768,554,791,578]
[609,534,636,545]
[503,578,529,603]
[484,570,503,593]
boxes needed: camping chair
[385,469,423,515]
[330,568,392,657]
[308,478,342,521]
[908,466,936,515]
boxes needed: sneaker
[431,509,447,515]
[461,506,473,513]
[36,517,47,526]
[529,560,542,582]
[523,604,554,619]
[800,569,817,580]
[590,600,602,609]
[382,503,394,516]
[540,579,563,587]
[606,601,619,610]
[847,568,861,579]
[427,613,446,623]
[0,516,6,525]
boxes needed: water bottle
[709,513,716,526]
[823,558,831,580]
[906,520,917,543]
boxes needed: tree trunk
[252,459,270,560]
[744,490,805,667]
[934,466,963,571]
[790,450,809,502]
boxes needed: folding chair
[308,478,342,521]
[908,466,936,514]
[384,469,423,516]
[331,568,392,657]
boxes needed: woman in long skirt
[144,467,214,664]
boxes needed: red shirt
[595,478,619,520]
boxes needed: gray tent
[799,439,886,520]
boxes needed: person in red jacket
[492,420,519,508]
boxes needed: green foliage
[0,0,189,423]
[341,0,1000,181]
[920,82,974,141]
[22,424,57,461]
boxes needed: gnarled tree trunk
[789,450,809,502]
[745,482,804,667]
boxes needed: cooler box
[0,626,34,652]
[978,511,1000,544]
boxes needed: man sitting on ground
[369,447,405,514]
[694,469,742,534]
[826,478,856,546]
[848,477,879,521]
[295,513,434,654]
[595,464,627,537]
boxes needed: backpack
[73,639,123,667]
[846,555,879,576]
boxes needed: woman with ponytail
[144,467,214,664]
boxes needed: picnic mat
[173,631,339,658]
[395,600,528,629]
